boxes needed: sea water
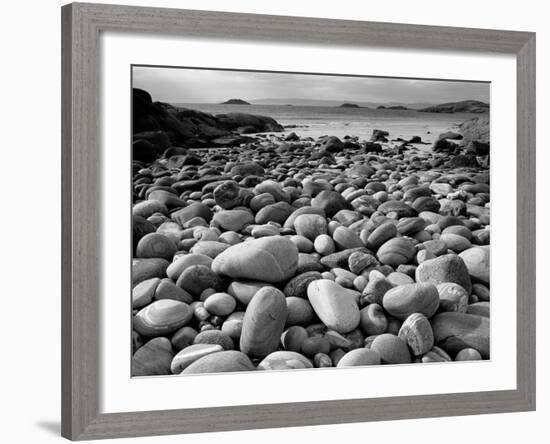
[175,103,476,146]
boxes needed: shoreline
[173,101,480,148]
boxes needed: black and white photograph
[131,66,490,377]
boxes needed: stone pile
[131,131,490,376]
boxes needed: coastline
[174,102,476,146]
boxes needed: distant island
[221,99,250,105]
[339,103,360,108]
[419,100,489,114]
[377,105,410,110]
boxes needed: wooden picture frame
[61,2,536,440]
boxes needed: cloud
[132,66,489,105]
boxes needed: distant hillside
[419,100,489,114]
[339,103,360,108]
[377,105,410,110]
[251,97,435,109]
[221,99,250,105]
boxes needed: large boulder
[311,190,351,217]
[240,287,287,358]
[133,139,158,163]
[432,138,459,153]
[215,112,284,133]
[415,254,472,294]
[459,246,490,285]
[319,136,344,153]
[307,279,360,334]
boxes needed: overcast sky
[133,66,489,106]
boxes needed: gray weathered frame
[61,2,536,440]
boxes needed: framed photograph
[61,2,536,440]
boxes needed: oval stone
[415,254,472,294]
[459,246,490,285]
[255,202,294,225]
[133,299,192,337]
[386,271,415,286]
[336,348,382,367]
[281,326,309,352]
[133,200,169,218]
[212,236,299,283]
[204,293,237,316]
[250,193,276,212]
[467,302,490,318]
[307,279,360,334]
[213,180,242,209]
[311,190,351,217]
[382,283,440,320]
[301,336,331,358]
[371,333,411,364]
[189,241,230,259]
[193,330,234,351]
[437,282,469,313]
[377,237,416,267]
[155,278,193,304]
[398,313,434,356]
[431,312,490,358]
[455,348,483,361]
[314,234,336,256]
[181,350,255,374]
[175,264,223,296]
[132,277,160,309]
[170,343,223,374]
[397,217,426,236]
[240,287,288,358]
[221,312,245,339]
[333,226,363,250]
[366,222,397,250]
[286,297,314,325]
[421,346,452,363]
[377,201,416,218]
[257,351,313,370]
[359,303,388,336]
[294,214,328,240]
[440,233,472,253]
[132,258,170,285]
[132,337,173,376]
[227,280,271,306]
[212,210,254,232]
[284,206,326,229]
[171,326,198,351]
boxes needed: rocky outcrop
[132,88,283,156]
[432,138,459,154]
[419,100,489,114]
[459,115,490,156]
[371,129,389,143]
[446,154,480,168]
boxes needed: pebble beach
[131,88,490,376]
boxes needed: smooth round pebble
[336,348,382,367]
[204,293,237,316]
